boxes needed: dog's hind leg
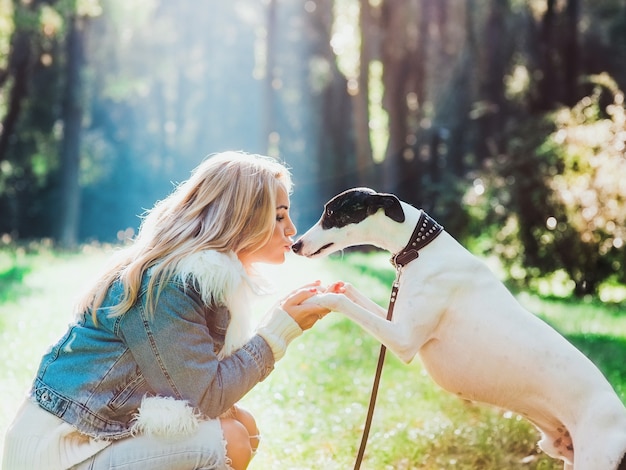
[568,397,626,470]
[536,427,573,468]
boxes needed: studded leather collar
[391,211,444,268]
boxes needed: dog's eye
[326,209,333,217]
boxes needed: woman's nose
[286,219,297,237]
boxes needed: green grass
[1,246,625,469]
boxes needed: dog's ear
[366,193,405,223]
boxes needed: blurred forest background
[0,0,625,298]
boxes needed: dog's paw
[304,292,348,312]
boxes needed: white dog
[291,187,626,470]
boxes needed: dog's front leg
[340,282,387,319]
[307,293,434,363]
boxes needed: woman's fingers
[278,280,353,331]
[281,286,330,330]
[325,281,346,293]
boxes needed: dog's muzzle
[291,240,303,254]
[292,240,333,257]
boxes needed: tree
[57,12,86,248]
[1,0,626,303]
[352,0,374,186]
[0,0,64,239]
[379,0,417,198]
[0,1,39,165]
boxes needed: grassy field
[1,245,625,469]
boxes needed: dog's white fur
[296,195,626,470]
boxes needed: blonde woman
[3,152,335,470]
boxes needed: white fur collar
[174,250,265,359]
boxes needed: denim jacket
[30,252,280,440]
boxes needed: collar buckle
[393,249,419,267]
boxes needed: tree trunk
[474,0,509,162]
[264,0,277,154]
[0,26,33,165]
[537,0,556,109]
[563,0,579,106]
[353,0,374,186]
[58,15,86,248]
[311,0,356,197]
[380,0,413,197]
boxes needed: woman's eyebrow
[277,204,289,210]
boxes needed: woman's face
[238,185,297,266]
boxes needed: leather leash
[353,211,443,470]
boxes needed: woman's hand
[280,281,331,331]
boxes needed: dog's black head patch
[320,187,405,229]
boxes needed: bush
[465,74,626,297]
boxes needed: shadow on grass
[565,333,626,385]
[0,265,31,304]
[0,264,31,332]
[506,281,626,318]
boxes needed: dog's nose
[292,240,302,254]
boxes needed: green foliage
[0,245,31,304]
[548,75,626,284]
[464,76,626,297]
[3,0,626,251]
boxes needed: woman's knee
[231,406,260,452]
[220,418,252,470]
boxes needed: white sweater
[2,399,111,470]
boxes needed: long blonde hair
[79,151,293,319]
